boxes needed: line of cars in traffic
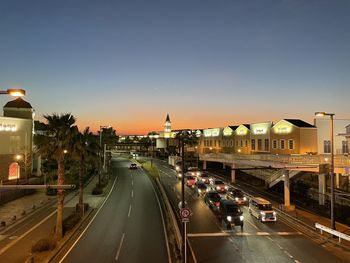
[175,165,276,229]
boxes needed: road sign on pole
[180,207,192,222]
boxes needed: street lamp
[0,89,26,97]
[15,154,22,184]
[315,111,336,230]
[99,125,110,185]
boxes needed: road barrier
[315,223,350,243]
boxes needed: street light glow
[7,89,26,97]
[315,112,325,117]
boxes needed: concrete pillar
[318,164,328,205]
[335,173,340,189]
[222,163,226,169]
[283,170,290,208]
[231,164,236,184]
[203,160,207,170]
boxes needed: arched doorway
[8,162,20,181]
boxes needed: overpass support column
[283,169,290,208]
[335,173,340,189]
[203,160,207,170]
[223,163,226,169]
[231,164,236,184]
[318,164,328,205]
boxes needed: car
[186,167,201,177]
[193,181,208,197]
[249,197,277,222]
[204,191,222,209]
[227,187,247,205]
[175,161,182,172]
[186,176,196,188]
[218,199,244,230]
[198,173,211,184]
[210,179,227,193]
[129,163,137,170]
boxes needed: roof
[165,114,171,122]
[4,97,32,109]
[242,124,250,129]
[284,119,315,128]
[228,125,238,130]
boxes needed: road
[154,159,350,263]
[60,158,169,263]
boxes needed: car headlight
[240,215,244,221]
[178,174,182,178]
[224,185,228,190]
[198,189,202,193]
[260,211,265,215]
[197,172,200,176]
[227,216,232,222]
[273,211,276,216]
[243,197,247,201]
[216,186,220,190]
[191,172,195,176]
[235,197,239,201]
[176,166,180,171]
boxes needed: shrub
[31,238,56,253]
[62,213,81,234]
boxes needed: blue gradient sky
[1,0,349,134]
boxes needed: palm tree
[35,113,76,241]
[71,127,98,217]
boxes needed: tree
[71,127,98,217]
[35,113,76,241]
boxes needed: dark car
[218,199,244,230]
[227,187,247,205]
[129,163,137,170]
[198,173,211,184]
[204,191,221,209]
[210,179,227,194]
[194,181,208,197]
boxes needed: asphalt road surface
[154,159,350,263]
[60,158,169,263]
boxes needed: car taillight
[215,202,220,207]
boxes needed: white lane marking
[131,190,133,198]
[131,180,133,186]
[276,243,284,249]
[59,175,118,263]
[115,233,125,261]
[256,232,269,236]
[266,236,273,241]
[295,260,301,263]
[149,177,172,263]
[0,210,57,255]
[284,250,294,259]
[128,205,132,217]
[188,232,230,237]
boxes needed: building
[270,119,317,155]
[234,124,251,154]
[0,98,34,182]
[315,118,350,155]
[200,128,223,153]
[250,122,273,153]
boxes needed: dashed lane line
[128,205,132,218]
[115,233,125,261]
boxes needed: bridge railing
[200,153,350,167]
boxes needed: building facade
[0,98,34,182]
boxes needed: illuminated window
[280,139,285,150]
[272,140,278,149]
[251,139,256,150]
[288,140,294,150]
[257,139,262,150]
[264,139,269,151]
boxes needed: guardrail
[315,223,350,243]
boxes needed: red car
[210,179,226,193]
[186,176,196,188]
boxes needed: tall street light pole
[99,125,110,185]
[315,112,336,230]
[0,89,26,97]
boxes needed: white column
[203,160,207,170]
[231,163,236,184]
[335,173,340,189]
[318,164,328,205]
[283,169,290,208]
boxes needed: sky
[0,0,349,134]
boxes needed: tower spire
[164,114,171,133]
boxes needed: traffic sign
[180,207,192,222]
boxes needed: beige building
[0,98,34,182]
[234,124,251,154]
[250,122,273,153]
[270,119,317,155]
[200,128,223,153]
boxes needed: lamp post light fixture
[315,111,336,230]
[0,89,26,97]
